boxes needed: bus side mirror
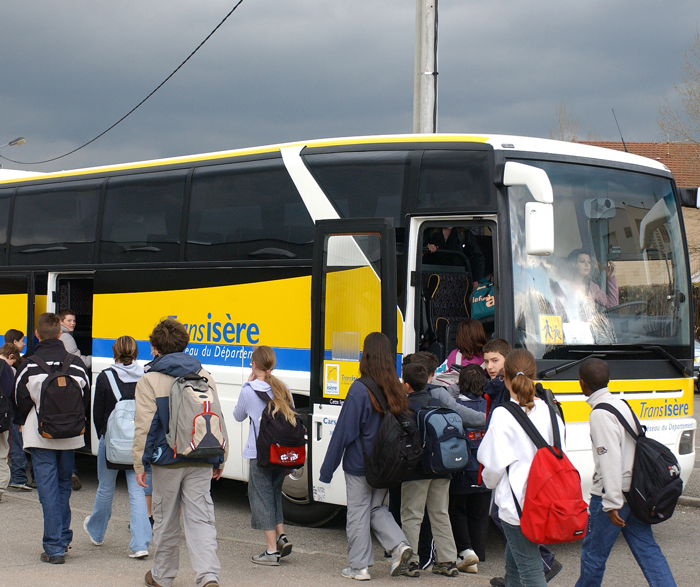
[679,187,700,209]
[503,162,554,256]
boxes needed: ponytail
[504,349,537,412]
[251,346,296,424]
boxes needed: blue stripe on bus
[93,339,402,374]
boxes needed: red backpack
[500,400,588,544]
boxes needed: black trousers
[448,490,491,561]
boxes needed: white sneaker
[464,564,478,574]
[341,567,371,581]
[457,548,479,572]
[129,550,149,559]
[390,542,413,576]
[83,516,103,546]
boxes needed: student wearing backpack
[83,336,151,559]
[13,313,89,564]
[319,332,414,581]
[575,358,676,587]
[233,345,297,566]
[401,362,461,578]
[477,349,566,587]
[132,318,228,587]
[0,344,17,500]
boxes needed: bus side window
[0,190,11,264]
[10,181,100,266]
[186,158,314,262]
[100,171,187,264]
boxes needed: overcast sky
[0,1,698,172]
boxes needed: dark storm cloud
[0,0,697,172]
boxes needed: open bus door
[300,218,397,523]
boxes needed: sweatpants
[345,473,407,570]
[151,466,219,587]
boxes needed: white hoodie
[477,397,566,526]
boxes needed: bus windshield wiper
[539,353,606,379]
[642,345,692,377]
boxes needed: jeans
[30,447,74,557]
[502,521,547,587]
[9,421,29,485]
[247,458,286,530]
[575,495,676,587]
[85,437,152,552]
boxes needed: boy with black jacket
[400,362,460,578]
[14,313,89,564]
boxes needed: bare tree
[549,101,580,142]
[658,30,700,159]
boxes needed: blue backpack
[410,392,470,475]
[454,394,488,491]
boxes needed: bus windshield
[509,160,691,359]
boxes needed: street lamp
[0,137,26,149]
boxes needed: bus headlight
[679,430,694,455]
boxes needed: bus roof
[0,133,669,185]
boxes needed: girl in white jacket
[477,349,566,587]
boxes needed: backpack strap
[498,401,563,456]
[60,354,75,373]
[28,355,52,375]
[358,377,388,413]
[592,402,642,441]
[104,369,122,402]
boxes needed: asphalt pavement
[2,449,700,587]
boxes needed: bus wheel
[282,463,341,527]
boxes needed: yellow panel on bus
[0,294,27,335]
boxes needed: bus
[0,133,695,526]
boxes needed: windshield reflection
[510,161,690,359]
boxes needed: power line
[0,0,246,166]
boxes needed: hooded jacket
[132,352,228,474]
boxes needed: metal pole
[413,0,438,134]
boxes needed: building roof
[580,141,700,187]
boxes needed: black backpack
[593,401,683,524]
[30,354,86,440]
[253,390,307,469]
[358,377,423,488]
[0,361,10,433]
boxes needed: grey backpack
[166,372,227,458]
[104,370,136,466]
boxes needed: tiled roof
[579,141,700,188]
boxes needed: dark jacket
[450,392,488,494]
[319,380,381,482]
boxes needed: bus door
[309,218,397,507]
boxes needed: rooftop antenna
[612,109,628,152]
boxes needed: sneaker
[252,550,280,566]
[83,515,103,546]
[28,480,37,489]
[390,542,412,576]
[277,534,293,558]
[129,550,149,559]
[145,570,165,587]
[545,559,563,583]
[202,582,220,587]
[72,473,82,491]
[400,562,421,578]
[432,562,459,577]
[464,564,478,574]
[456,549,479,572]
[490,577,505,587]
[9,483,33,491]
[40,552,65,564]
[341,567,371,581]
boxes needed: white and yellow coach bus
[0,134,696,525]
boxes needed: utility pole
[413,0,438,134]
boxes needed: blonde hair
[504,349,537,412]
[112,336,139,365]
[252,346,296,424]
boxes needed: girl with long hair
[477,349,566,587]
[319,332,413,580]
[445,319,487,370]
[233,345,295,566]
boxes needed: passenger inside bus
[422,227,486,283]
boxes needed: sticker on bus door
[323,360,360,400]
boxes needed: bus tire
[282,463,341,527]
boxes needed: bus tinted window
[303,151,408,224]
[187,158,314,261]
[417,150,491,209]
[101,171,187,264]
[0,190,11,263]
[10,181,100,265]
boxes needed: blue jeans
[501,521,547,587]
[575,495,676,587]
[30,447,74,557]
[9,421,29,485]
[85,437,152,552]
